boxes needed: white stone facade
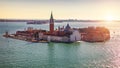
[70,30,81,42]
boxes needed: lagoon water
[0,22,120,68]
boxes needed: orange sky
[0,0,120,20]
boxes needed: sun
[105,15,115,22]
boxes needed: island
[3,13,110,43]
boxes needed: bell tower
[49,12,54,33]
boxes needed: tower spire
[49,11,54,33]
[50,11,53,19]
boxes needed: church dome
[64,24,71,31]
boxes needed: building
[49,12,54,34]
[3,12,110,43]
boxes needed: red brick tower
[49,12,54,34]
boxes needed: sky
[0,0,120,20]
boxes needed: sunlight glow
[105,15,115,22]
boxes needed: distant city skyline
[0,0,120,20]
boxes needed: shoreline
[3,26,110,43]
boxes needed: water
[0,22,120,68]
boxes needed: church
[3,12,110,43]
[42,12,81,42]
